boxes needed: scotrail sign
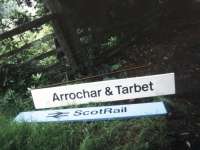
[31,73,175,109]
[15,102,167,123]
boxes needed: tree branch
[0,14,56,41]
[21,49,56,66]
[0,33,54,59]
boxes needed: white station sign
[31,73,175,109]
[15,102,167,123]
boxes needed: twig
[36,64,150,89]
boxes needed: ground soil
[123,14,200,150]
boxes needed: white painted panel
[15,102,167,123]
[31,73,175,109]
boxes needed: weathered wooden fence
[0,12,75,89]
[0,0,199,96]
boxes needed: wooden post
[44,0,85,75]
[0,14,55,41]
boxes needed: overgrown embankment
[0,116,170,150]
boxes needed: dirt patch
[125,18,200,149]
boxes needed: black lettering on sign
[77,92,83,99]
[123,107,127,113]
[83,90,90,98]
[122,86,129,94]
[52,89,102,102]
[134,84,141,92]
[73,107,127,117]
[69,93,76,100]
[149,81,154,91]
[74,110,82,116]
[97,90,102,97]
[60,94,65,100]
[115,85,122,94]
[83,111,89,115]
[91,110,98,115]
[105,87,113,96]
[104,108,112,114]
[113,108,120,113]
[112,107,127,113]
[142,84,148,91]
[53,93,60,101]
[90,90,101,97]
[115,81,155,95]
[99,109,103,114]
[47,112,69,118]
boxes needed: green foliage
[0,1,177,149]
[101,36,119,49]
[0,117,171,150]
[0,0,54,65]
[0,89,33,116]
[111,63,122,71]
[30,73,49,88]
[0,1,55,89]
[39,55,58,66]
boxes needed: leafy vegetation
[0,117,170,150]
[2,0,199,149]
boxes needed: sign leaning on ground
[15,102,167,123]
[31,73,175,109]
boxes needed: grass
[0,89,173,150]
[0,116,171,150]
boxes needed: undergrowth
[0,116,171,150]
[0,80,173,150]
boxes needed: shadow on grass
[0,116,171,150]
